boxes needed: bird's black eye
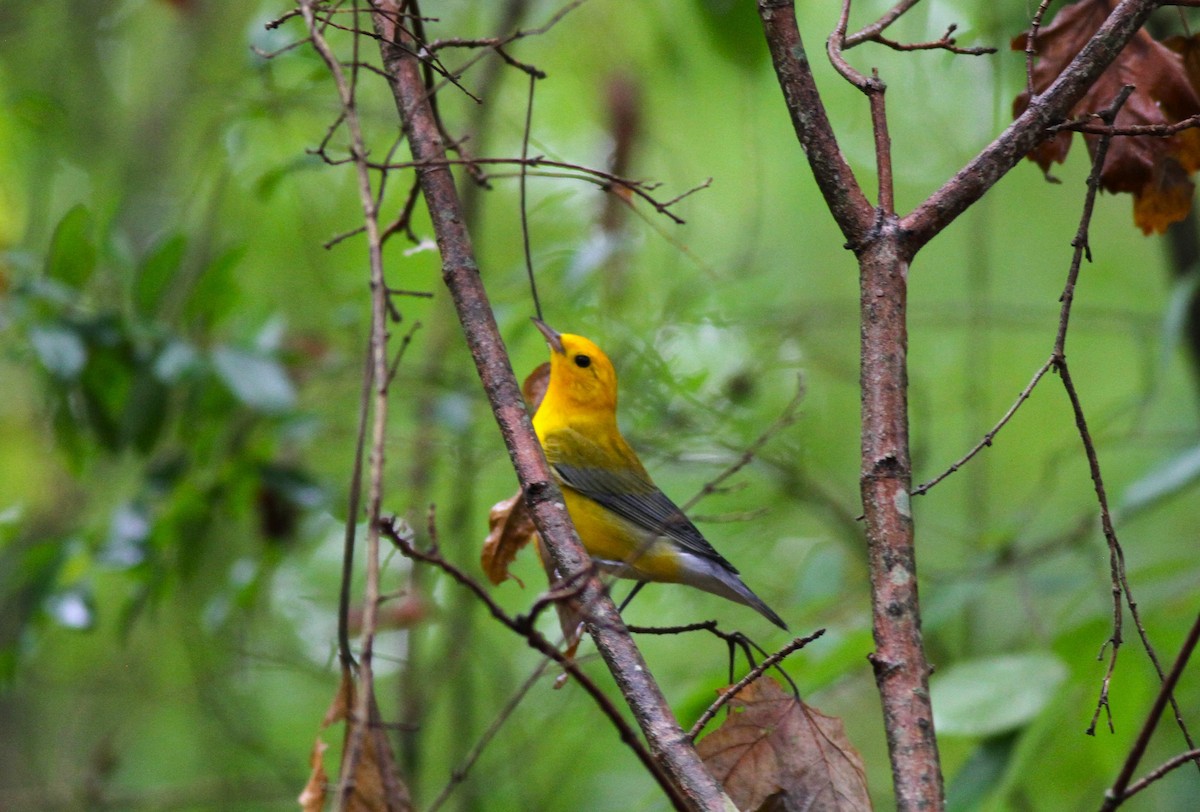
[574,354,591,368]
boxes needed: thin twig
[518,72,543,321]
[681,375,805,512]
[1101,612,1200,810]
[687,629,826,740]
[843,0,920,47]
[1115,748,1200,806]
[1053,112,1200,137]
[426,657,556,812]
[299,2,394,807]
[379,518,692,812]
[913,359,1054,495]
[869,25,996,56]
[370,155,700,224]
[1025,0,1055,99]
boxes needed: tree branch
[368,2,727,808]
[757,0,874,246]
[1101,612,1200,810]
[903,0,1162,257]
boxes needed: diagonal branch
[757,0,874,246]
[1101,611,1200,810]
[368,2,727,808]
[903,0,1162,257]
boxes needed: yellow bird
[531,319,787,630]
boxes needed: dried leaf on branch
[1013,0,1200,233]
[696,677,871,812]
[480,363,550,586]
[299,669,412,812]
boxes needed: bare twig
[371,4,728,806]
[1115,748,1200,806]
[380,518,692,812]
[870,25,997,56]
[1053,112,1200,137]
[1101,612,1200,810]
[843,0,920,47]
[687,628,826,741]
[518,72,543,320]
[913,359,1055,495]
[681,376,805,512]
[298,3,396,807]
[369,154,700,224]
[426,657,556,812]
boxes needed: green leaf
[1120,443,1200,518]
[153,339,202,383]
[43,204,96,288]
[184,244,243,328]
[135,233,186,316]
[79,341,134,451]
[946,732,1020,812]
[211,345,295,412]
[28,323,87,379]
[932,652,1067,736]
[120,368,169,452]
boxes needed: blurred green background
[2,1,1198,809]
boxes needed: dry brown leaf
[298,739,328,812]
[1013,0,1200,233]
[480,363,553,586]
[299,669,412,812]
[523,361,550,411]
[481,491,537,586]
[696,677,872,812]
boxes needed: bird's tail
[679,553,788,630]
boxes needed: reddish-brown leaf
[480,363,552,586]
[522,361,550,412]
[1013,0,1200,233]
[299,670,412,812]
[481,490,537,587]
[696,677,872,812]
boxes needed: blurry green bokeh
[1,1,1198,810]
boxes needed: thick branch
[368,3,725,809]
[858,226,943,810]
[903,0,1161,256]
[757,0,874,246]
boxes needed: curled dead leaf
[523,361,550,411]
[298,739,328,812]
[1013,0,1200,233]
[480,363,553,586]
[299,670,412,812]
[482,491,537,587]
[696,677,872,812]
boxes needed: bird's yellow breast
[559,487,686,583]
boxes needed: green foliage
[1,1,1198,811]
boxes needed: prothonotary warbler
[531,319,787,630]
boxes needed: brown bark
[757,1,1168,809]
[368,3,726,809]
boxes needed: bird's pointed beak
[532,317,564,354]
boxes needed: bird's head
[533,319,619,416]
